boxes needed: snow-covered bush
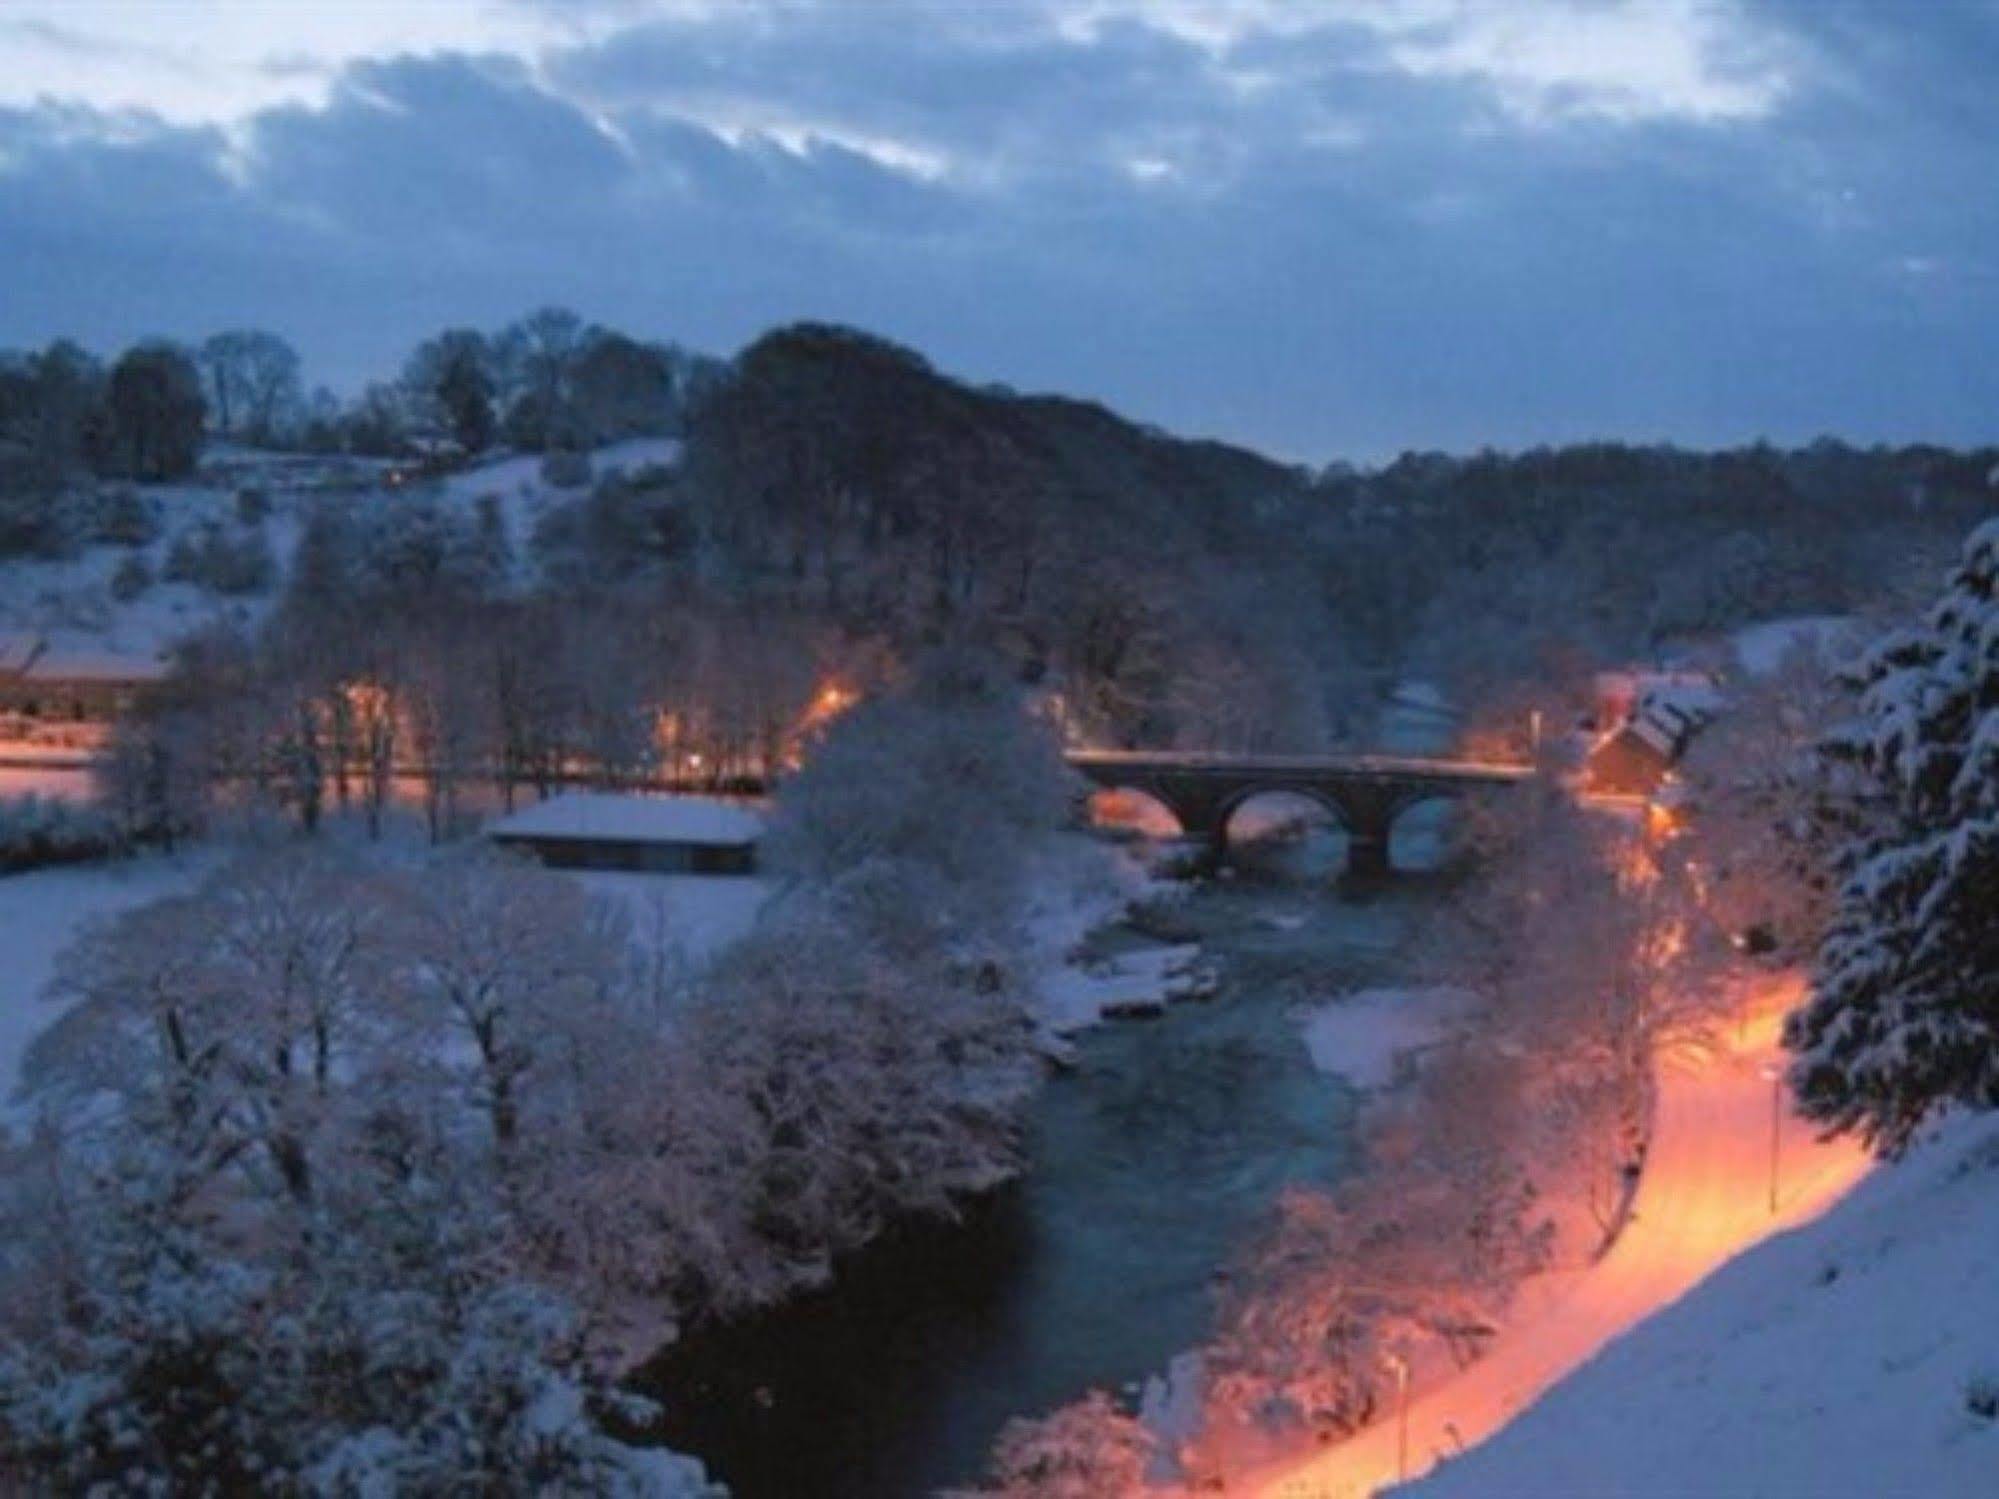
[92,484,159,545]
[531,468,693,586]
[164,517,276,594]
[0,793,120,872]
[1788,518,1999,1154]
[962,1390,1155,1498]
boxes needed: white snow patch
[1038,943,1220,1034]
[1730,615,1863,678]
[568,871,774,965]
[1299,985,1479,1090]
[0,854,212,1108]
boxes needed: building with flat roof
[486,791,765,875]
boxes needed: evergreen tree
[1786,518,1999,1154]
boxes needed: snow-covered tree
[3,848,723,1493]
[1675,642,1863,960]
[25,848,378,1203]
[966,1390,1155,1499]
[0,1138,715,1495]
[1787,519,1999,1154]
[374,849,630,1154]
[688,917,1031,1285]
[766,646,1075,953]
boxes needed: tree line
[12,314,1994,771]
[0,308,715,560]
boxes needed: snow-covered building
[1585,671,1722,795]
[485,792,765,875]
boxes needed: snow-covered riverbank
[1415,1109,1995,1497]
[1245,976,1874,1498]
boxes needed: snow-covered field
[0,854,213,1107]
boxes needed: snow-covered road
[1246,977,1874,1498]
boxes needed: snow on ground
[0,440,680,676]
[0,854,211,1110]
[1246,976,1874,1499]
[1018,836,1208,1039]
[433,437,680,575]
[1730,615,1864,678]
[1299,986,1479,1091]
[1038,943,1220,1034]
[570,870,773,966]
[1417,1111,1998,1499]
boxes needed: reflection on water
[642,889,1407,1499]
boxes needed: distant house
[1586,672,1722,796]
[486,792,765,875]
[0,634,169,736]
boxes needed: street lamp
[1386,1351,1411,1484]
[1759,1061,1784,1214]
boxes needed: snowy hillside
[1416,1116,1999,1498]
[0,439,678,667]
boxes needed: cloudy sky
[2,0,1994,460]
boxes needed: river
[640,878,1430,1498]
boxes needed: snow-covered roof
[487,792,764,847]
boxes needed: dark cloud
[1,2,1995,458]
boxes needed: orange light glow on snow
[1239,972,1872,1499]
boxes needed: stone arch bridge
[1066,750,1534,878]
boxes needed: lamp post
[1387,1351,1411,1484]
[1759,1061,1783,1215]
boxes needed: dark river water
[640,883,1420,1498]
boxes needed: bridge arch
[1386,792,1466,874]
[1083,784,1185,840]
[1217,786,1352,877]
